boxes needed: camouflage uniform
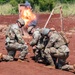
[39,28,55,66]
[29,28,45,62]
[31,28,50,61]
[44,30,73,70]
[4,23,28,61]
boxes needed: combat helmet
[40,28,50,36]
[17,18,25,26]
[27,26,35,34]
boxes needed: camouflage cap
[17,18,25,26]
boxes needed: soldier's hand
[36,44,44,49]
[33,45,36,50]
[25,42,29,45]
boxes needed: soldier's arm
[14,28,25,44]
[30,39,37,46]
[30,31,41,46]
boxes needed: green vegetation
[0,3,13,15]
[0,0,75,16]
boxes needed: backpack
[59,31,70,44]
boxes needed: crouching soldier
[41,28,75,71]
[0,18,28,62]
[27,26,45,62]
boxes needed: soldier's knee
[44,48,50,54]
[50,47,56,54]
[58,52,69,58]
[22,44,28,50]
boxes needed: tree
[0,0,10,4]
[39,0,55,11]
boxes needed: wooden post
[18,4,20,18]
[44,9,54,28]
[60,6,63,31]
[44,5,61,28]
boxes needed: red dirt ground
[0,14,75,75]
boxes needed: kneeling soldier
[41,28,75,71]
[0,18,28,62]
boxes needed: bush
[0,0,9,4]
[9,0,18,14]
[39,0,55,11]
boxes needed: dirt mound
[0,14,75,31]
[0,14,75,75]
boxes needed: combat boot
[38,59,43,63]
[0,53,3,61]
[73,64,75,68]
[73,64,75,72]
[44,65,55,69]
[2,55,14,62]
[18,58,29,62]
[18,59,24,62]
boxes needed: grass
[35,3,75,17]
[54,3,75,17]
[0,3,75,17]
[0,3,13,15]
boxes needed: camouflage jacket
[46,31,67,48]
[30,28,42,46]
[5,24,24,44]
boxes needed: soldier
[41,28,75,71]
[0,18,28,62]
[27,26,45,62]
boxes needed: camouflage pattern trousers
[5,42,28,61]
[44,45,70,69]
